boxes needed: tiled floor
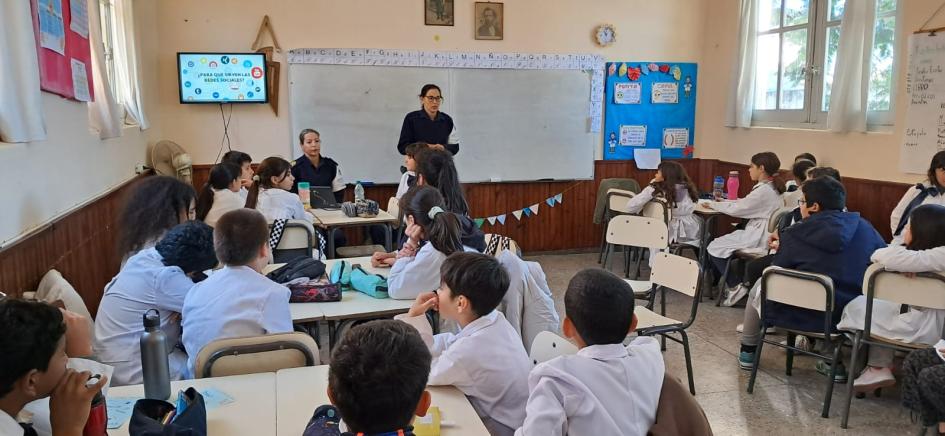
[525,252,921,436]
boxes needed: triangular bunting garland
[487,216,497,225]
[530,204,540,215]
[497,214,507,225]
[554,193,563,204]
[546,197,556,207]
[512,210,523,220]
[474,218,485,228]
[523,207,532,217]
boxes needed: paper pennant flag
[546,197,556,207]
[497,214,507,225]
[672,65,682,81]
[487,216,497,225]
[640,63,649,75]
[523,207,532,217]
[474,218,485,228]
[530,204,540,215]
[554,193,563,204]
[512,210,523,220]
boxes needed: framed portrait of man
[425,0,454,26]
[474,2,503,40]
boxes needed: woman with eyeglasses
[397,84,459,156]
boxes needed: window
[98,0,118,102]
[752,0,897,127]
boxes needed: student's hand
[767,232,780,250]
[405,222,424,243]
[408,292,439,317]
[382,257,397,267]
[430,144,446,151]
[50,370,108,436]
[371,251,394,267]
[397,244,418,259]
[240,178,253,188]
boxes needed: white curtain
[827,0,876,133]
[725,0,758,128]
[113,0,149,129]
[0,1,46,142]
[87,0,122,139]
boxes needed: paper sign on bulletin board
[30,0,95,102]
[603,62,696,160]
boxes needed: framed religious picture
[474,2,503,40]
[425,0,454,26]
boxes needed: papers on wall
[619,125,647,146]
[900,33,945,174]
[38,0,66,55]
[70,58,90,101]
[69,0,89,38]
[662,128,689,148]
[651,82,679,104]
[614,82,642,104]
[634,148,662,169]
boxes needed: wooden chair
[529,331,578,365]
[194,332,320,379]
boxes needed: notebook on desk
[310,186,341,209]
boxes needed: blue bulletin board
[603,62,697,160]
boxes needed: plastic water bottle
[298,182,311,210]
[712,176,725,200]
[140,309,170,400]
[354,181,365,202]
[727,171,741,201]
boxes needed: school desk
[107,372,277,436]
[275,365,489,436]
[309,208,398,258]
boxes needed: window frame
[751,1,816,125]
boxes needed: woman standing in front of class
[397,84,460,156]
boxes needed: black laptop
[310,186,341,209]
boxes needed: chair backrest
[863,263,945,310]
[761,266,834,312]
[194,332,320,379]
[781,189,803,209]
[529,331,578,365]
[484,233,522,257]
[607,188,636,212]
[35,269,93,322]
[641,199,671,225]
[605,215,668,249]
[768,207,794,233]
[271,220,314,263]
[387,197,401,227]
[651,252,700,298]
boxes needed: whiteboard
[289,64,595,183]
[900,33,945,174]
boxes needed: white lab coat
[625,185,702,244]
[255,188,312,221]
[203,188,246,227]
[496,250,560,353]
[397,310,532,436]
[889,182,945,245]
[514,337,665,436]
[388,243,476,300]
[93,248,193,386]
[396,170,415,199]
[182,265,293,377]
[706,181,782,258]
[838,245,945,345]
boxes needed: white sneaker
[779,336,813,352]
[721,284,749,307]
[736,323,775,334]
[853,367,896,393]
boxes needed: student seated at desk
[94,221,217,386]
[784,153,817,192]
[290,129,346,203]
[625,161,701,246]
[397,253,532,436]
[322,319,433,436]
[388,186,474,300]
[890,150,945,245]
[516,269,664,436]
[117,176,197,267]
[782,158,816,206]
[704,152,785,291]
[195,162,245,227]
[246,157,312,221]
[221,150,254,200]
[0,300,108,436]
[182,209,292,377]
[397,142,428,199]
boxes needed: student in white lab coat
[195,162,245,227]
[222,150,254,200]
[94,221,217,386]
[705,152,785,288]
[889,151,945,245]
[516,268,664,436]
[117,176,197,267]
[840,204,945,393]
[397,253,532,436]
[182,209,293,377]
[625,161,702,245]
[245,156,313,221]
[388,186,473,300]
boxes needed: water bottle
[83,389,107,436]
[712,176,725,200]
[354,181,365,203]
[727,171,741,201]
[140,309,170,400]
[298,182,311,210]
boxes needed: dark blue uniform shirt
[290,155,344,202]
[397,110,459,155]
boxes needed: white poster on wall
[662,128,689,148]
[614,82,641,104]
[620,125,647,146]
[652,82,679,104]
[900,33,945,174]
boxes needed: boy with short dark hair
[0,300,108,436]
[326,320,433,435]
[221,150,254,199]
[516,269,664,436]
[182,209,292,376]
[397,252,531,436]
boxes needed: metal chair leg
[748,328,766,394]
[823,340,843,418]
[785,332,796,376]
[680,330,696,395]
[716,257,734,307]
[841,332,862,429]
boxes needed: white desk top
[694,202,723,215]
[107,372,277,436]
[275,366,488,436]
[310,208,397,227]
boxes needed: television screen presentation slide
[178,53,267,103]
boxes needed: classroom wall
[695,0,944,184]
[0,0,162,248]
[152,0,707,164]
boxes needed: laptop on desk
[310,186,341,209]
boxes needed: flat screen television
[177,52,268,104]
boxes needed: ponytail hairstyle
[245,157,293,209]
[751,152,786,194]
[414,148,469,216]
[651,161,698,208]
[905,204,945,251]
[400,186,463,256]
[195,163,241,221]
